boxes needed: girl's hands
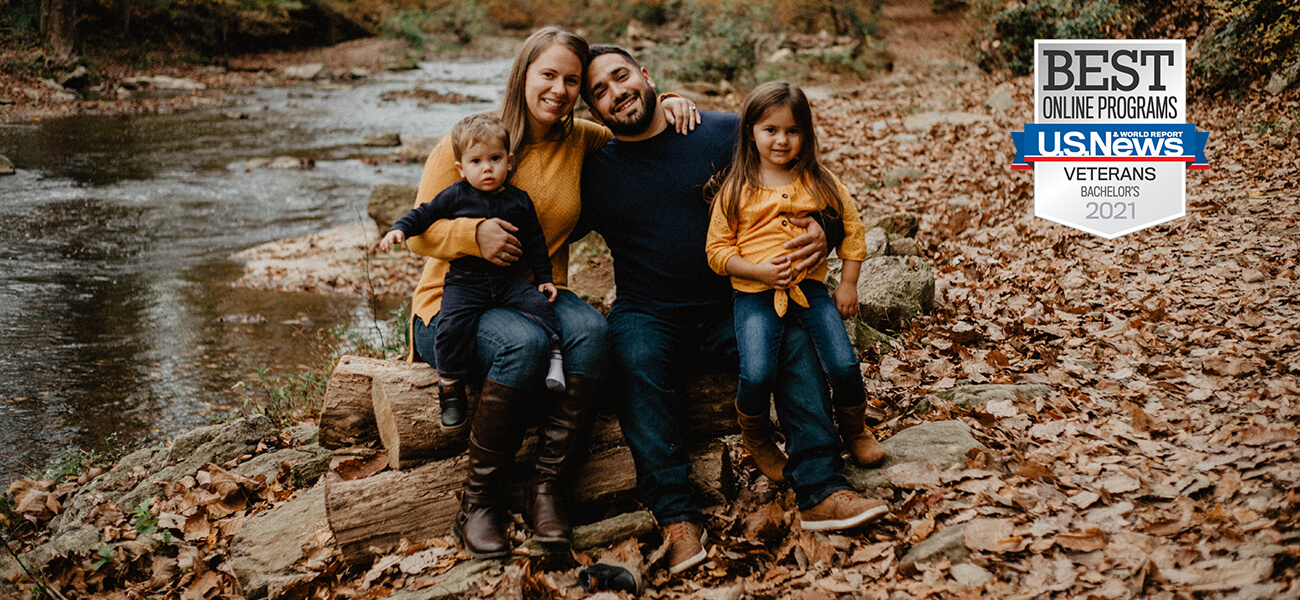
[381,229,406,250]
[754,255,794,290]
[833,282,859,318]
[661,95,701,135]
[538,282,558,302]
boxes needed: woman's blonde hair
[499,26,589,160]
[715,81,846,228]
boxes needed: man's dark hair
[582,44,643,106]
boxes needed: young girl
[705,81,885,482]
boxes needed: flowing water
[0,58,512,476]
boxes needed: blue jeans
[435,269,562,380]
[609,306,851,522]
[734,280,866,416]
[415,289,607,388]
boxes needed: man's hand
[784,215,828,273]
[538,282,558,302]
[476,218,522,267]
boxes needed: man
[577,45,889,574]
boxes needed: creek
[0,58,511,475]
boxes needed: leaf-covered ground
[5,0,1300,598]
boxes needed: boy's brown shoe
[662,521,708,574]
[737,409,787,483]
[799,490,889,532]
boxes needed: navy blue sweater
[578,111,740,318]
[392,181,552,284]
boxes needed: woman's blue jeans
[414,289,607,388]
[733,280,866,417]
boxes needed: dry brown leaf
[1054,529,1107,552]
[743,501,788,542]
[963,518,1027,553]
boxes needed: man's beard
[601,86,658,137]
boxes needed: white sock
[440,377,458,388]
[545,350,565,392]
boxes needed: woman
[405,27,695,558]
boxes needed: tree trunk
[40,0,77,65]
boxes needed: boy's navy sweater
[578,110,739,319]
[393,181,552,284]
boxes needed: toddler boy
[382,113,564,430]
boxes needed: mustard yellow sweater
[406,119,612,326]
[705,173,867,315]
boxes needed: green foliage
[1193,0,1300,93]
[645,0,769,84]
[92,544,114,572]
[0,0,41,41]
[130,498,158,536]
[380,3,488,49]
[234,303,409,428]
[35,434,132,482]
[971,0,1133,75]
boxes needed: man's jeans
[733,280,866,416]
[415,289,607,389]
[609,306,851,525]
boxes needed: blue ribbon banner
[1011,123,1209,170]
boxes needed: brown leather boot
[835,401,886,466]
[737,408,787,483]
[527,374,598,544]
[453,378,526,558]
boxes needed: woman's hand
[538,282,558,302]
[661,95,701,135]
[833,282,859,318]
[380,229,406,251]
[476,218,522,267]
[784,216,828,273]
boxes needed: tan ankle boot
[835,401,886,466]
[737,408,787,483]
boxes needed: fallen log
[325,441,731,565]
[319,356,438,448]
[372,373,472,469]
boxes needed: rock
[55,416,280,532]
[51,91,76,103]
[0,98,14,105]
[846,318,894,356]
[846,420,985,490]
[1265,58,1300,95]
[385,560,500,600]
[346,68,371,79]
[950,563,993,589]
[223,111,250,119]
[363,132,402,147]
[40,77,66,91]
[394,136,439,163]
[229,485,330,600]
[899,523,969,568]
[889,237,920,256]
[890,133,920,144]
[933,384,1053,409]
[882,166,925,187]
[278,63,333,81]
[120,75,206,91]
[284,423,319,445]
[232,444,332,489]
[766,48,796,63]
[23,88,42,101]
[266,156,310,169]
[387,57,421,71]
[872,213,920,238]
[854,256,934,330]
[903,111,992,133]
[863,227,890,258]
[984,83,1017,111]
[0,154,14,175]
[58,65,90,89]
[369,184,419,231]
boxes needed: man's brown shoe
[799,490,889,532]
[662,521,708,574]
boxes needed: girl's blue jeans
[414,289,607,388]
[733,279,866,417]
